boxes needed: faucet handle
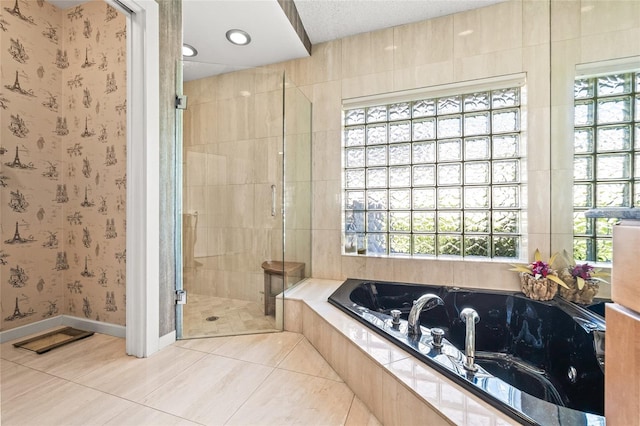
[430,327,444,348]
[390,309,402,326]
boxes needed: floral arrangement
[509,249,568,288]
[555,250,609,304]
[509,249,567,301]
[559,250,609,290]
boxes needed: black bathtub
[328,279,606,426]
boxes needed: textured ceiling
[293,0,506,44]
[46,0,508,81]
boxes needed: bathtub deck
[283,278,518,426]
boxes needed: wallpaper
[0,0,127,331]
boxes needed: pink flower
[571,263,594,280]
[529,260,551,278]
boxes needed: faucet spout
[408,293,444,337]
[460,308,480,371]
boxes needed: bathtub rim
[327,277,607,426]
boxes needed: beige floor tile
[1,337,49,364]
[173,335,232,352]
[1,377,133,426]
[141,353,273,425]
[345,395,383,426]
[226,368,354,426]
[212,331,302,367]
[0,359,58,402]
[277,337,342,381]
[75,345,207,402]
[19,334,125,380]
[103,404,201,426]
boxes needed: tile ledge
[285,278,516,426]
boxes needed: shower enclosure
[178,61,311,338]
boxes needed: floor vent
[12,327,94,354]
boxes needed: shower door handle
[271,185,276,217]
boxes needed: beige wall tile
[312,130,342,182]
[391,258,455,286]
[342,71,395,100]
[254,90,284,139]
[453,48,524,82]
[185,75,217,106]
[526,106,551,171]
[344,343,385,422]
[392,61,455,93]
[313,180,342,231]
[523,0,550,46]
[345,395,383,426]
[215,68,256,100]
[312,230,343,280]
[341,28,394,79]
[380,369,451,426]
[580,27,640,64]
[283,299,303,332]
[278,337,342,381]
[311,80,343,132]
[453,1,523,58]
[452,260,521,292]
[523,44,551,109]
[216,96,255,142]
[550,0,580,42]
[581,0,640,36]
[394,16,454,70]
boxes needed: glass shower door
[179,62,286,338]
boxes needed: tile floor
[1,328,381,426]
[181,293,277,338]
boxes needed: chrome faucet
[408,293,444,336]
[460,308,480,372]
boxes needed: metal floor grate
[12,327,95,354]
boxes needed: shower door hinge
[175,95,188,110]
[175,289,187,305]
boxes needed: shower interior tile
[181,293,277,338]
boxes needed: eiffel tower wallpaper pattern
[1,0,126,331]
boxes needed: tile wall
[183,69,287,304]
[1,0,127,331]
[264,0,638,295]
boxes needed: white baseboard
[158,330,176,351]
[0,315,125,343]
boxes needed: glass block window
[573,71,640,262]
[343,87,524,259]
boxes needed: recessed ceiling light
[182,44,197,57]
[226,29,251,46]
